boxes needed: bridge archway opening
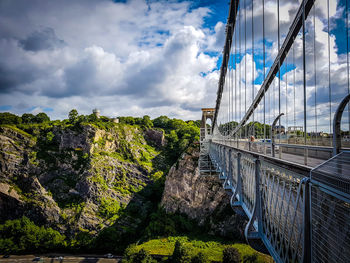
[201,108,215,138]
[205,118,212,135]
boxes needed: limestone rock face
[144,129,165,147]
[0,124,157,236]
[57,125,94,154]
[0,127,32,177]
[161,146,245,239]
[0,182,25,221]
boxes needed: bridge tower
[199,108,217,176]
[200,108,215,140]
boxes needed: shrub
[172,241,191,263]
[242,253,258,263]
[122,246,157,263]
[34,112,50,123]
[0,216,65,253]
[132,248,156,263]
[94,227,120,252]
[223,247,241,263]
[98,197,121,219]
[69,109,79,122]
[0,112,22,125]
[22,113,35,123]
[191,252,208,263]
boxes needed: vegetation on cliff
[0,111,200,253]
[0,111,271,262]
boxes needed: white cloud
[0,0,222,120]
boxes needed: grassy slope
[132,236,273,262]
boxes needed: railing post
[230,152,241,208]
[255,158,263,234]
[304,148,308,166]
[237,152,243,203]
[302,179,311,263]
[228,148,232,185]
[223,146,227,178]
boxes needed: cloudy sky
[1,0,349,131]
[0,0,230,120]
[215,0,350,133]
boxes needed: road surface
[0,255,122,263]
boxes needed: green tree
[142,115,153,128]
[21,113,35,123]
[145,211,176,238]
[0,112,22,125]
[0,216,65,253]
[119,116,136,125]
[172,240,191,263]
[69,109,79,122]
[153,116,170,129]
[191,252,208,263]
[222,247,241,263]
[242,253,258,263]
[34,112,50,123]
[132,248,156,263]
[46,131,55,142]
[94,227,120,251]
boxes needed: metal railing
[209,141,310,263]
[206,140,350,263]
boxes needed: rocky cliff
[0,123,163,236]
[0,119,245,247]
[161,145,246,239]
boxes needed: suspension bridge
[199,0,350,262]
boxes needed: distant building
[273,125,285,133]
[288,126,303,133]
[93,108,100,118]
[112,118,119,123]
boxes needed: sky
[1,0,349,132]
[0,0,229,120]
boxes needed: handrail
[211,141,311,176]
